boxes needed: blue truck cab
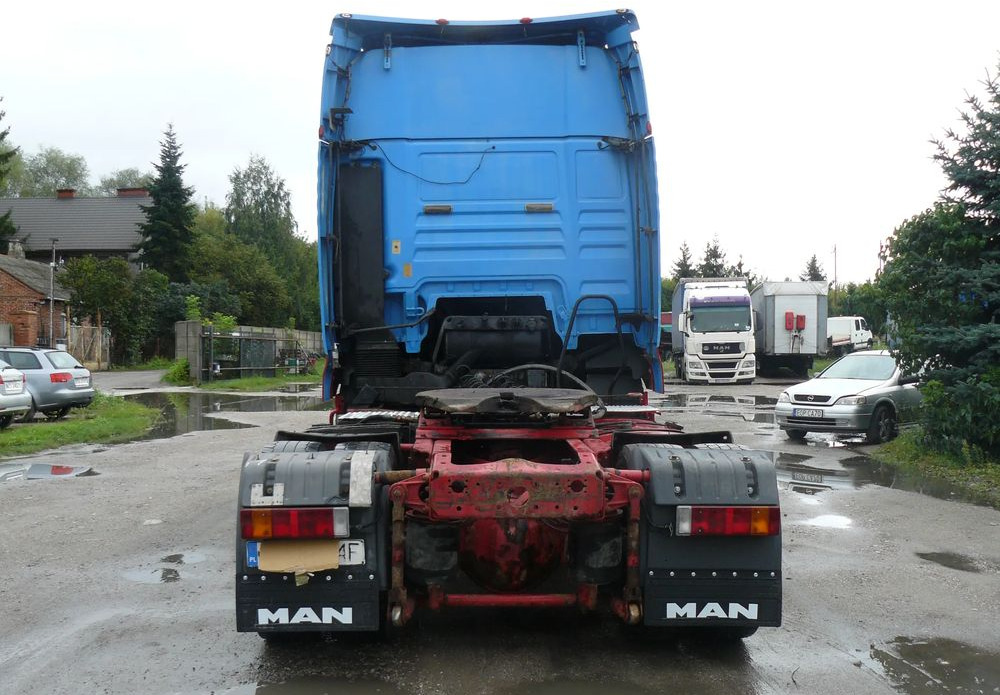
[318,11,662,407]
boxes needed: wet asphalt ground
[0,372,997,694]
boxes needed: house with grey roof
[0,187,150,264]
[0,252,70,347]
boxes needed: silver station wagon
[774,350,923,444]
[0,348,95,422]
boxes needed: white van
[827,316,873,354]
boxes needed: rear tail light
[240,507,349,540]
[50,372,73,383]
[676,505,780,536]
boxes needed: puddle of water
[122,567,179,584]
[160,567,180,582]
[801,514,853,529]
[280,383,319,394]
[777,453,813,464]
[125,392,322,439]
[495,679,659,695]
[871,636,1000,695]
[246,677,404,694]
[915,552,982,573]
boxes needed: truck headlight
[835,395,867,406]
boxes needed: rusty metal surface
[415,388,599,414]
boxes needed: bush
[163,358,193,385]
[921,371,1000,460]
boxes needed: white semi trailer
[750,281,828,377]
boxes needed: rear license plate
[339,539,365,566]
[6,381,23,394]
[792,471,824,483]
[793,408,823,418]
[75,377,90,387]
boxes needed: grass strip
[0,393,158,458]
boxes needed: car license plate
[793,408,823,418]
[75,377,90,387]
[6,381,23,394]
[792,471,824,484]
[339,539,365,565]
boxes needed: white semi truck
[670,278,756,384]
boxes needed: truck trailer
[235,11,781,641]
[751,281,828,377]
[671,278,756,384]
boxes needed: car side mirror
[898,375,920,386]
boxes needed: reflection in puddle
[915,552,982,573]
[495,679,659,695]
[125,392,322,439]
[872,636,1000,695]
[237,677,405,694]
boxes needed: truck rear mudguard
[235,389,781,638]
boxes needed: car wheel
[17,399,36,423]
[44,407,71,420]
[785,428,808,441]
[0,413,13,430]
[866,405,896,444]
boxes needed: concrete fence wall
[174,320,323,382]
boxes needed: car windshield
[820,354,897,381]
[689,306,752,333]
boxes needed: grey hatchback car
[0,348,95,421]
[774,350,923,444]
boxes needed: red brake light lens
[240,507,348,540]
[50,372,73,383]
[676,506,780,536]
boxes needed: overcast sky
[3,1,999,284]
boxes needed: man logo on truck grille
[257,607,354,625]
[665,602,758,620]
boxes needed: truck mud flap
[236,575,380,632]
[618,443,782,629]
[236,440,393,633]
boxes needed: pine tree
[0,98,18,253]
[136,125,196,281]
[799,254,826,281]
[880,64,1000,457]
[671,242,696,279]
[696,235,727,278]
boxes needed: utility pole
[833,244,837,290]
[49,237,58,347]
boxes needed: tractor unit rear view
[236,11,782,641]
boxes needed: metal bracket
[250,482,284,507]
[384,33,392,70]
[577,30,587,67]
[349,451,376,507]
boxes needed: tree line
[0,109,319,364]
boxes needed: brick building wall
[0,270,67,346]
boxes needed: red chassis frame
[376,410,671,627]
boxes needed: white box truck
[827,316,873,355]
[671,278,756,384]
[751,281,828,377]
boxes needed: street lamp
[49,237,58,347]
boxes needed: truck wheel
[866,405,896,444]
[785,429,807,441]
